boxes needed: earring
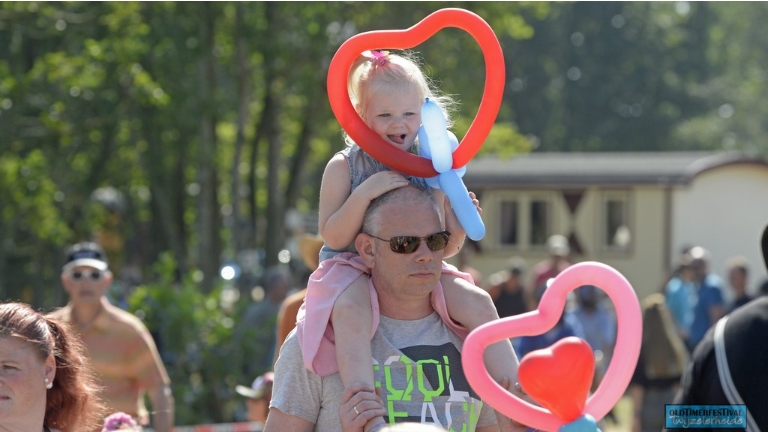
[45,378,53,389]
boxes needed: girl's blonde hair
[345,50,456,148]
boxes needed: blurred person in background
[725,256,753,313]
[236,372,274,425]
[686,247,725,352]
[274,234,324,365]
[237,265,292,378]
[664,250,696,342]
[529,235,571,310]
[673,225,768,431]
[487,257,528,319]
[572,285,616,393]
[1,301,106,432]
[629,294,688,432]
[517,283,585,359]
[49,241,173,432]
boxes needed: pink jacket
[296,252,471,376]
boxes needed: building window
[499,200,519,245]
[530,199,550,246]
[603,195,631,251]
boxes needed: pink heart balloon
[461,262,642,431]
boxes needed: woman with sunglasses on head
[49,242,174,432]
[291,50,523,432]
[0,301,105,432]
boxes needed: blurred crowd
[470,235,768,432]
[3,229,767,432]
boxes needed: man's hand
[339,383,387,432]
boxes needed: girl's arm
[319,155,409,249]
[433,189,481,259]
[318,155,358,249]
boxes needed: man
[673,226,768,431]
[50,241,174,431]
[725,256,753,313]
[686,247,725,351]
[487,257,528,319]
[529,234,571,309]
[265,185,519,432]
[236,371,274,425]
[237,265,292,377]
[664,250,695,341]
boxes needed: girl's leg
[332,273,386,431]
[440,273,525,399]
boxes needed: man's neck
[375,287,434,320]
[70,297,105,329]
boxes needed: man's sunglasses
[365,231,451,254]
[67,270,104,281]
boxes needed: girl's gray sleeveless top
[318,144,429,262]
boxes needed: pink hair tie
[102,412,140,431]
[365,49,390,66]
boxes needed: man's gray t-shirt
[271,311,497,431]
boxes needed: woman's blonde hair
[640,294,689,380]
[346,50,457,148]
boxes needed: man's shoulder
[47,305,71,321]
[275,330,304,367]
[101,302,152,334]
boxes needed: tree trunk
[263,2,284,268]
[284,101,316,212]
[231,2,249,254]
[197,2,220,292]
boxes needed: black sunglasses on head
[68,270,104,281]
[365,231,451,254]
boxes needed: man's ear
[355,233,377,268]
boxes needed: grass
[602,395,633,432]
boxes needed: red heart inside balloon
[326,8,505,178]
[518,337,595,423]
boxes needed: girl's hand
[339,383,386,432]
[498,376,535,432]
[354,171,410,202]
[444,191,482,238]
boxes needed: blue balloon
[416,100,480,239]
[419,98,453,173]
[558,415,602,432]
[437,170,485,241]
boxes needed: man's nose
[413,239,434,261]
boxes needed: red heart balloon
[518,337,595,423]
[326,8,505,178]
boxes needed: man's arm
[487,413,529,432]
[709,303,724,325]
[264,407,315,432]
[148,384,174,432]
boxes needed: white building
[457,151,768,301]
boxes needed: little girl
[296,50,521,431]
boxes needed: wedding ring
[353,405,360,416]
